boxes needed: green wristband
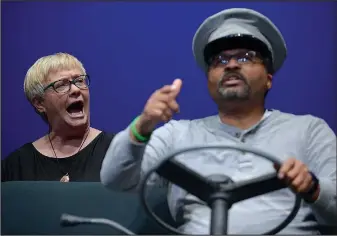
[131,116,151,142]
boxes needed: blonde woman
[2,53,115,182]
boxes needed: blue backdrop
[2,2,336,159]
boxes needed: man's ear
[267,74,273,90]
[32,97,46,113]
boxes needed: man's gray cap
[192,8,287,74]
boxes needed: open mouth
[221,74,245,87]
[66,101,84,117]
[222,77,243,87]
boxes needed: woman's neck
[47,126,91,156]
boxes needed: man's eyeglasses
[43,75,90,93]
[208,51,264,67]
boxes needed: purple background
[2,2,336,158]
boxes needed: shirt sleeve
[100,120,181,190]
[306,117,336,225]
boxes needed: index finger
[278,158,296,179]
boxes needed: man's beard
[217,72,251,101]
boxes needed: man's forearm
[100,127,146,190]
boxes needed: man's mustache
[218,72,247,87]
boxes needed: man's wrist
[311,184,320,202]
[302,172,320,203]
[130,116,153,143]
[135,116,153,137]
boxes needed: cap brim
[203,34,272,67]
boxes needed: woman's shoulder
[1,143,38,182]
[99,131,115,141]
[90,129,115,148]
[3,143,36,162]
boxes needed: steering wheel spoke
[155,158,215,202]
[226,172,287,204]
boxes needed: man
[2,53,114,182]
[100,8,336,234]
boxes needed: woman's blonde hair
[23,52,86,121]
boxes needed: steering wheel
[139,143,302,235]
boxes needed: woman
[2,53,114,182]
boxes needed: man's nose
[224,58,241,71]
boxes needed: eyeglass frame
[43,74,90,93]
[207,50,265,68]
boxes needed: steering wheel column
[207,174,234,235]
